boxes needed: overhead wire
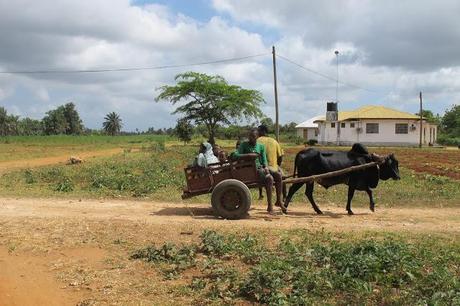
[276,53,377,93]
[0,53,270,75]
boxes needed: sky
[0,0,459,131]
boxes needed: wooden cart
[181,157,260,219]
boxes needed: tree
[174,118,194,144]
[260,117,275,133]
[103,112,123,136]
[42,103,83,135]
[441,104,460,136]
[0,107,21,136]
[63,102,83,135]
[415,109,441,125]
[19,118,43,135]
[156,72,264,144]
[43,108,68,135]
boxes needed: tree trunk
[207,124,216,145]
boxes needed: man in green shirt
[234,128,275,214]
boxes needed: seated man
[257,124,284,207]
[233,128,276,214]
[193,142,219,167]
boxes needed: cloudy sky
[0,0,459,131]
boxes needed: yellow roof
[314,105,420,122]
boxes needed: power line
[276,53,376,93]
[0,53,270,75]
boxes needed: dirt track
[0,197,459,233]
[1,198,459,305]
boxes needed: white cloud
[0,0,458,130]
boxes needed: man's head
[258,124,269,136]
[248,128,259,145]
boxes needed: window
[341,122,346,128]
[350,122,355,128]
[366,123,379,134]
[331,123,336,128]
[395,123,408,134]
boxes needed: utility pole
[419,91,423,148]
[335,50,339,102]
[272,46,280,141]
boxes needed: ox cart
[181,156,381,220]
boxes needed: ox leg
[282,182,304,214]
[346,185,356,215]
[305,183,323,214]
[366,188,375,212]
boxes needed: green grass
[131,229,460,305]
[0,134,173,162]
[0,145,459,207]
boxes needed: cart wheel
[211,179,251,220]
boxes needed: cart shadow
[152,207,216,218]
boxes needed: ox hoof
[370,206,375,212]
[315,210,323,215]
[347,210,354,215]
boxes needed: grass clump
[131,230,460,305]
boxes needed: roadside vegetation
[130,229,460,305]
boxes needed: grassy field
[0,139,459,209]
[0,134,172,161]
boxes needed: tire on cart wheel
[211,179,251,220]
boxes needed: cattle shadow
[152,206,369,220]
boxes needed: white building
[295,115,322,141]
[313,105,438,146]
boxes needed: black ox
[282,144,400,215]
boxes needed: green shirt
[235,141,268,168]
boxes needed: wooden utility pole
[419,91,423,148]
[272,46,280,141]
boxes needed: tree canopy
[42,102,83,135]
[441,104,460,137]
[174,118,194,144]
[103,112,123,136]
[156,72,264,144]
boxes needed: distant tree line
[0,103,126,136]
[0,103,83,136]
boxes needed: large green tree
[63,102,83,134]
[441,104,460,136]
[42,103,83,135]
[156,72,264,144]
[103,112,123,136]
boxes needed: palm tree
[102,112,122,136]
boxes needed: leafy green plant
[55,177,74,192]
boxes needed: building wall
[318,119,437,146]
[296,128,318,140]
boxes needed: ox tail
[293,151,302,178]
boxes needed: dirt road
[1,198,459,305]
[0,197,459,233]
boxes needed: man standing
[257,124,283,207]
[234,128,275,214]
